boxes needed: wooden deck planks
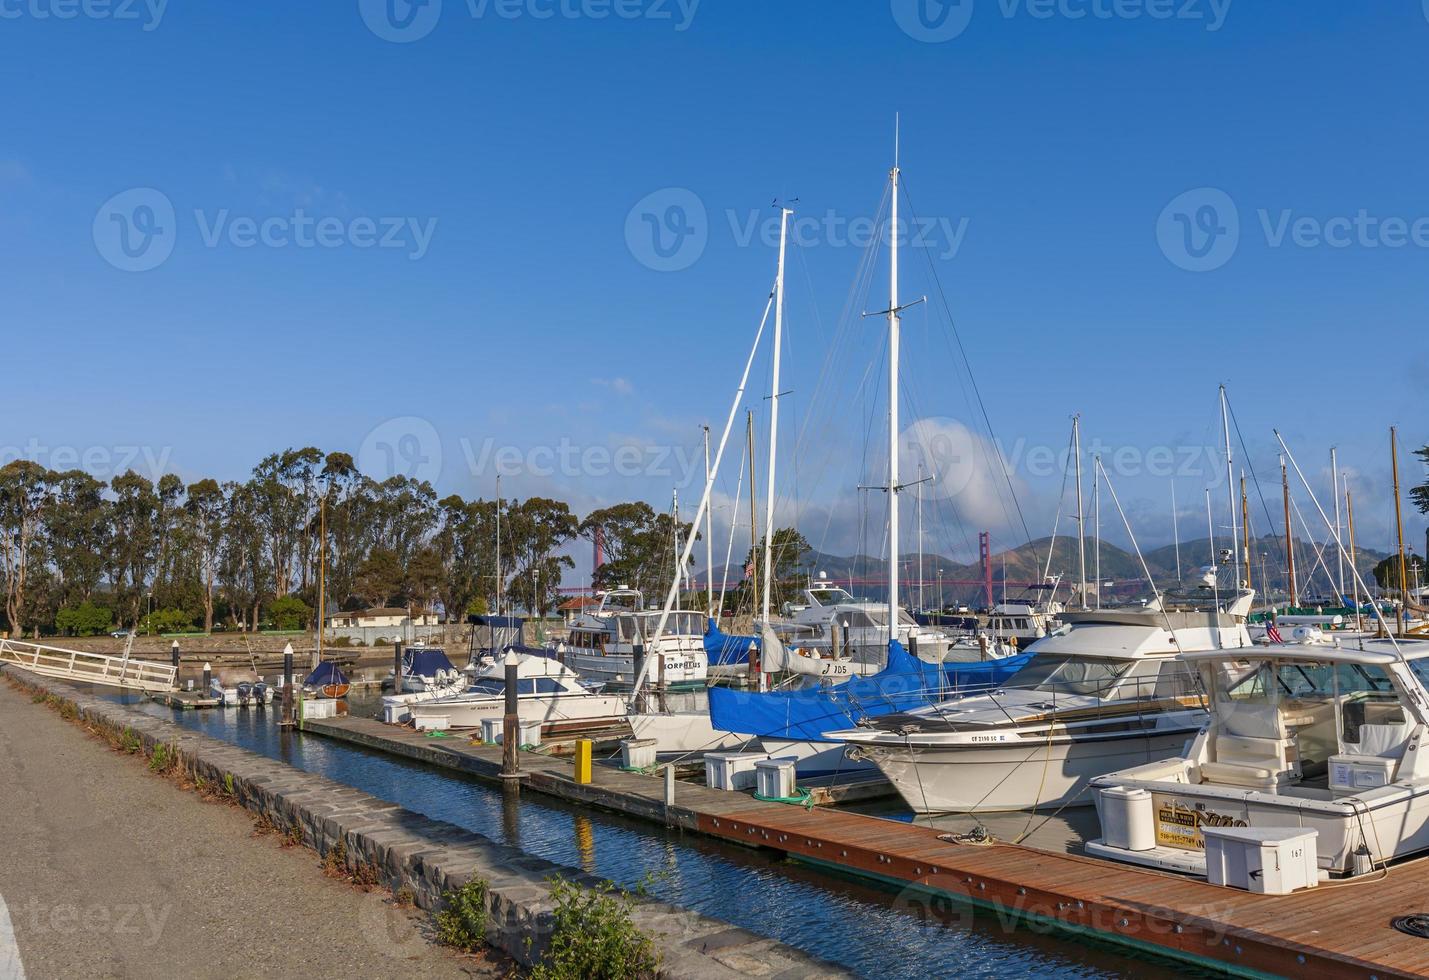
[303,714,1429,978]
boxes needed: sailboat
[707,134,1031,774]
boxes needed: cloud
[591,377,634,396]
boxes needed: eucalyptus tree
[107,471,162,629]
[251,447,324,598]
[434,495,496,622]
[504,497,578,618]
[185,478,228,633]
[0,460,52,635]
[45,469,109,612]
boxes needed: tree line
[0,449,754,638]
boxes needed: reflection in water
[98,691,1183,980]
[573,814,596,873]
[501,782,522,852]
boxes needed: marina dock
[304,714,1429,979]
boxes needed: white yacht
[406,654,625,731]
[1087,637,1429,878]
[827,591,1256,812]
[552,588,708,689]
[778,577,958,667]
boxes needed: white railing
[0,639,177,692]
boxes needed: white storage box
[755,757,798,799]
[382,702,410,725]
[1098,786,1155,852]
[413,713,449,732]
[302,698,337,720]
[518,720,542,747]
[1202,826,1318,895]
[1329,755,1398,796]
[480,718,503,744]
[704,751,771,792]
[621,738,660,770]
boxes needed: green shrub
[530,878,659,980]
[268,596,312,632]
[434,878,489,953]
[120,728,141,754]
[54,601,113,636]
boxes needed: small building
[325,606,442,645]
[557,595,601,626]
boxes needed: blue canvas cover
[402,647,455,678]
[707,642,1034,743]
[304,661,348,687]
[704,618,757,667]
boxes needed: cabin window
[533,677,564,694]
[516,679,538,695]
[1013,655,1132,698]
[467,679,504,696]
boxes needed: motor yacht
[826,591,1257,812]
[1086,637,1429,878]
[549,589,708,689]
[406,653,625,731]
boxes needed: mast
[1240,472,1252,592]
[494,475,502,619]
[1347,480,1361,632]
[703,425,714,618]
[746,410,759,615]
[1281,455,1297,606]
[672,487,682,599]
[1206,487,1221,619]
[1171,480,1181,582]
[1392,425,1408,637]
[1331,447,1344,600]
[916,461,924,612]
[1073,414,1087,608]
[887,132,902,638]
[761,206,792,626]
[1219,385,1240,582]
[1093,456,1101,609]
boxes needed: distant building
[325,607,439,629]
[557,595,602,625]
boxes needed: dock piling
[170,640,180,675]
[393,641,404,695]
[280,644,294,728]
[202,661,212,694]
[501,650,519,778]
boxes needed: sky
[2,0,1427,586]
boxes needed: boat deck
[302,714,1429,978]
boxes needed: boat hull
[628,710,749,754]
[757,738,877,778]
[409,693,626,729]
[853,728,1200,813]
[557,649,707,690]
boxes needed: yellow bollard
[574,739,593,784]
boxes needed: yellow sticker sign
[1152,794,1248,850]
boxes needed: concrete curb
[4,667,849,979]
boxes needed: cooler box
[518,720,542,747]
[621,738,659,769]
[480,717,503,744]
[1098,785,1155,852]
[1329,755,1397,796]
[303,698,337,720]
[704,751,771,792]
[1202,826,1318,894]
[413,713,449,732]
[755,757,798,799]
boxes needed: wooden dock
[150,690,221,710]
[302,714,1429,978]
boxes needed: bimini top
[1178,638,1429,667]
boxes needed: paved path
[0,681,493,979]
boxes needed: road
[0,678,494,979]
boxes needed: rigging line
[900,175,1034,547]
[1224,392,1288,571]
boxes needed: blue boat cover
[704,618,757,667]
[468,615,527,628]
[708,642,1034,743]
[304,661,348,687]
[402,647,454,677]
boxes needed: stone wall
[1,666,845,979]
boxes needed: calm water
[106,692,1193,980]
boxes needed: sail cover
[708,642,1034,743]
[402,647,455,678]
[304,661,348,687]
[704,619,757,667]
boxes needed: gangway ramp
[0,639,176,691]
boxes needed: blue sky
[2,1,1427,582]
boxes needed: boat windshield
[809,588,855,606]
[465,678,505,696]
[1008,655,1133,698]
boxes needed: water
[109,693,1191,979]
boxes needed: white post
[1073,414,1087,608]
[1171,480,1181,582]
[761,206,792,627]
[887,149,901,640]
[1093,457,1102,609]
[1331,447,1344,600]
[1220,385,1239,582]
[703,425,715,618]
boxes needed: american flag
[1266,623,1284,644]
